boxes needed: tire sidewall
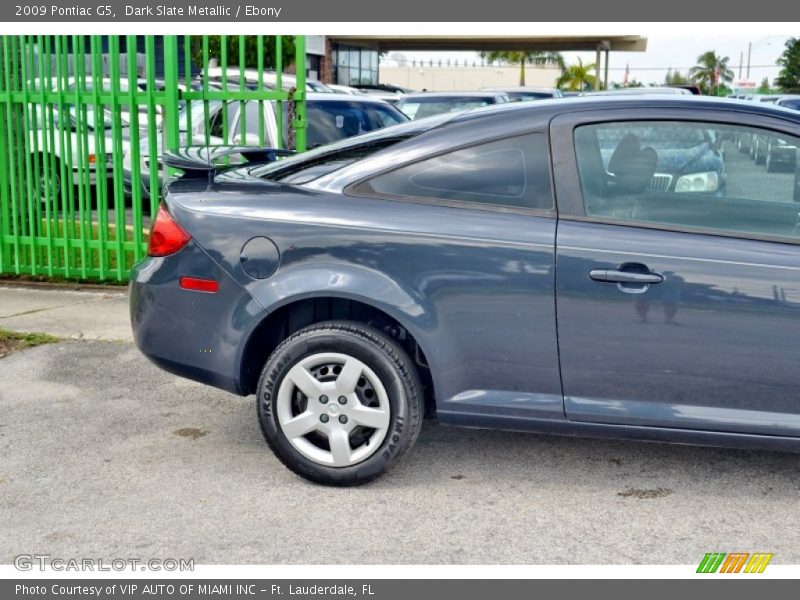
[257,326,415,485]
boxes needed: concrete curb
[0,285,132,342]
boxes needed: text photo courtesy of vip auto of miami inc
[1,10,800,591]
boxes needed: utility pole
[739,50,743,79]
[746,41,752,80]
[594,44,601,90]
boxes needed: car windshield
[397,96,495,120]
[778,98,800,111]
[305,100,408,148]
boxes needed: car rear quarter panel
[167,180,561,414]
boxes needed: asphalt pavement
[2,324,800,564]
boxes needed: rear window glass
[356,133,553,210]
[254,138,412,184]
[253,111,456,184]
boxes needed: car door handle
[589,269,664,285]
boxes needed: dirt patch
[173,427,209,440]
[618,487,673,499]
[450,474,465,480]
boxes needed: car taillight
[148,204,191,257]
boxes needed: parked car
[131,96,800,486]
[396,91,511,120]
[123,93,408,198]
[775,95,800,111]
[594,122,726,195]
[199,67,333,93]
[30,104,129,202]
[354,83,414,94]
[581,86,692,96]
[357,90,406,105]
[482,86,564,101]
[29,76,162,129]
[328,84,364,95]
[736,99,800,170]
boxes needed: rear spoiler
[162,145,296,181]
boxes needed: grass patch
[0,328,60,359]
[2,217,149,284]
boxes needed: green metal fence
[0,35,306,283]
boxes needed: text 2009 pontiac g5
[131,96,800,485]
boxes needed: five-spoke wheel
[257,321,424,486]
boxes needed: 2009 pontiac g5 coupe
[131,96,800,486]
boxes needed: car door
[551,108,800,437]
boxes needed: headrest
[608,133,657,194]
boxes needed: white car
[123,93,408,199]
[199,68,333,93]
[29,104,129,202]
[29,76,164,129]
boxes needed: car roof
[305,92,395,104]
[582,87,691,96]
[399,91,507,99]
[441,94,800,124]
[483,86,559,92]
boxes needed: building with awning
[315,35,648,91]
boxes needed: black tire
[35,153,62,205]
[256,320,424,486]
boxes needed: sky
[381,32,791,87]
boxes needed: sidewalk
[0,284,132,342]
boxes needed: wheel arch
[238,294,437,416]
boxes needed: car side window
[208,102,240,141]
[574,120,800,241]
[358,133,553,210]
[240,100,264,136]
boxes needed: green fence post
[163,36,180,158]
[126,35,144,265]
[293,36,306,153]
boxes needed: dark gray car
[131,96,800,486]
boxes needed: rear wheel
[256,321,423,486]
[35,153,62,205]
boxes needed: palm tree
[556,58,596,91]
[689,51,734,95]
[480,50,565,86]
